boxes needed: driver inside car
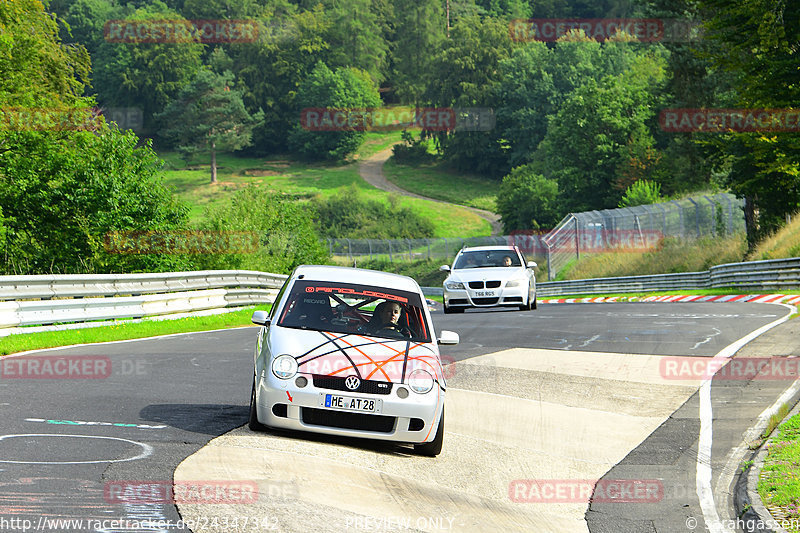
[366,301,412,338]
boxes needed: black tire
[248,379,268,432]
[414,407,444,457]
[531,295,538,310]
[443,305,464,314]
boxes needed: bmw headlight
[272,355,298,379]
[444,281,465,290]
[506,279,523,287]
[408,369,434,394]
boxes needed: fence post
[574,217,580,261]
[346,238,352,260]
[704,195,717,237]
[687,197,701,237]
[388,240,393,262]
[368,239,373,260]
[427,239,431,260]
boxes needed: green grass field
[159,133,491,238]
[383,159,499,212]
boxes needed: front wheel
[414,407,444,457]
[248,378,268,432]
[443,305,464,314]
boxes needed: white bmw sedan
[440,245,537,313]
[249,265,458,456]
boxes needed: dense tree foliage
[2,0,797,273]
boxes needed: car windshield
[276,280,432,343]
[454,250,521,269]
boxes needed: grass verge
[0,306,270,356]
[758,409,800,528]
[383,158,499,212]
[559,235,748,280]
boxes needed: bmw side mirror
[439,265,451,272]
[437,330,459,345]
[527,261,537,269]
[251,310,271,326]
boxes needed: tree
[322,0,388,83]
[695,0,800,247]
[287,61,382,161]
[390,0,445,105]
[534,51,667,212]
[92,5,204,136]
[496,165,560,232]
[424,15,515,177]
[59,0,116,56]
[0,0,91,107]
[157,69,264,183]
[225,6,333,154]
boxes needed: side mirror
[251,310,271,326]
[437,330,459,345]
[527,261,538,269]
[439,265,451,272]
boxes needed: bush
[496,164,561,233]
[195,187,329,274]
[392,131,434,164]
[312,186,435,240]
[618,179,663,208]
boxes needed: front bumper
[254,373,444,444]
[443,284,530,308]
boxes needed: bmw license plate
[321,393,382,413]
[474,290,495,297]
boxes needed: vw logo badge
[345,376,361,390]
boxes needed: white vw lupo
[249,265,458,456]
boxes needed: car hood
[270,327,443,384]
[446,267,525,282]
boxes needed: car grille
[448,298,468,305]
[468,281,484,289]
[472,297,499,305]
[301,407,396,433]
[312,375,393,395]
[486,281,501,288]
[503,297,523,303]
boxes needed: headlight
[408,369,434,394]
[272,355,298,379]
[444,281,465,290]
[506,279,523,287]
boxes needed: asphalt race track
[0,302,796,533]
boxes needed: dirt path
[358,146,503,236]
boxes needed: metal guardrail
[0,270,287,332]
